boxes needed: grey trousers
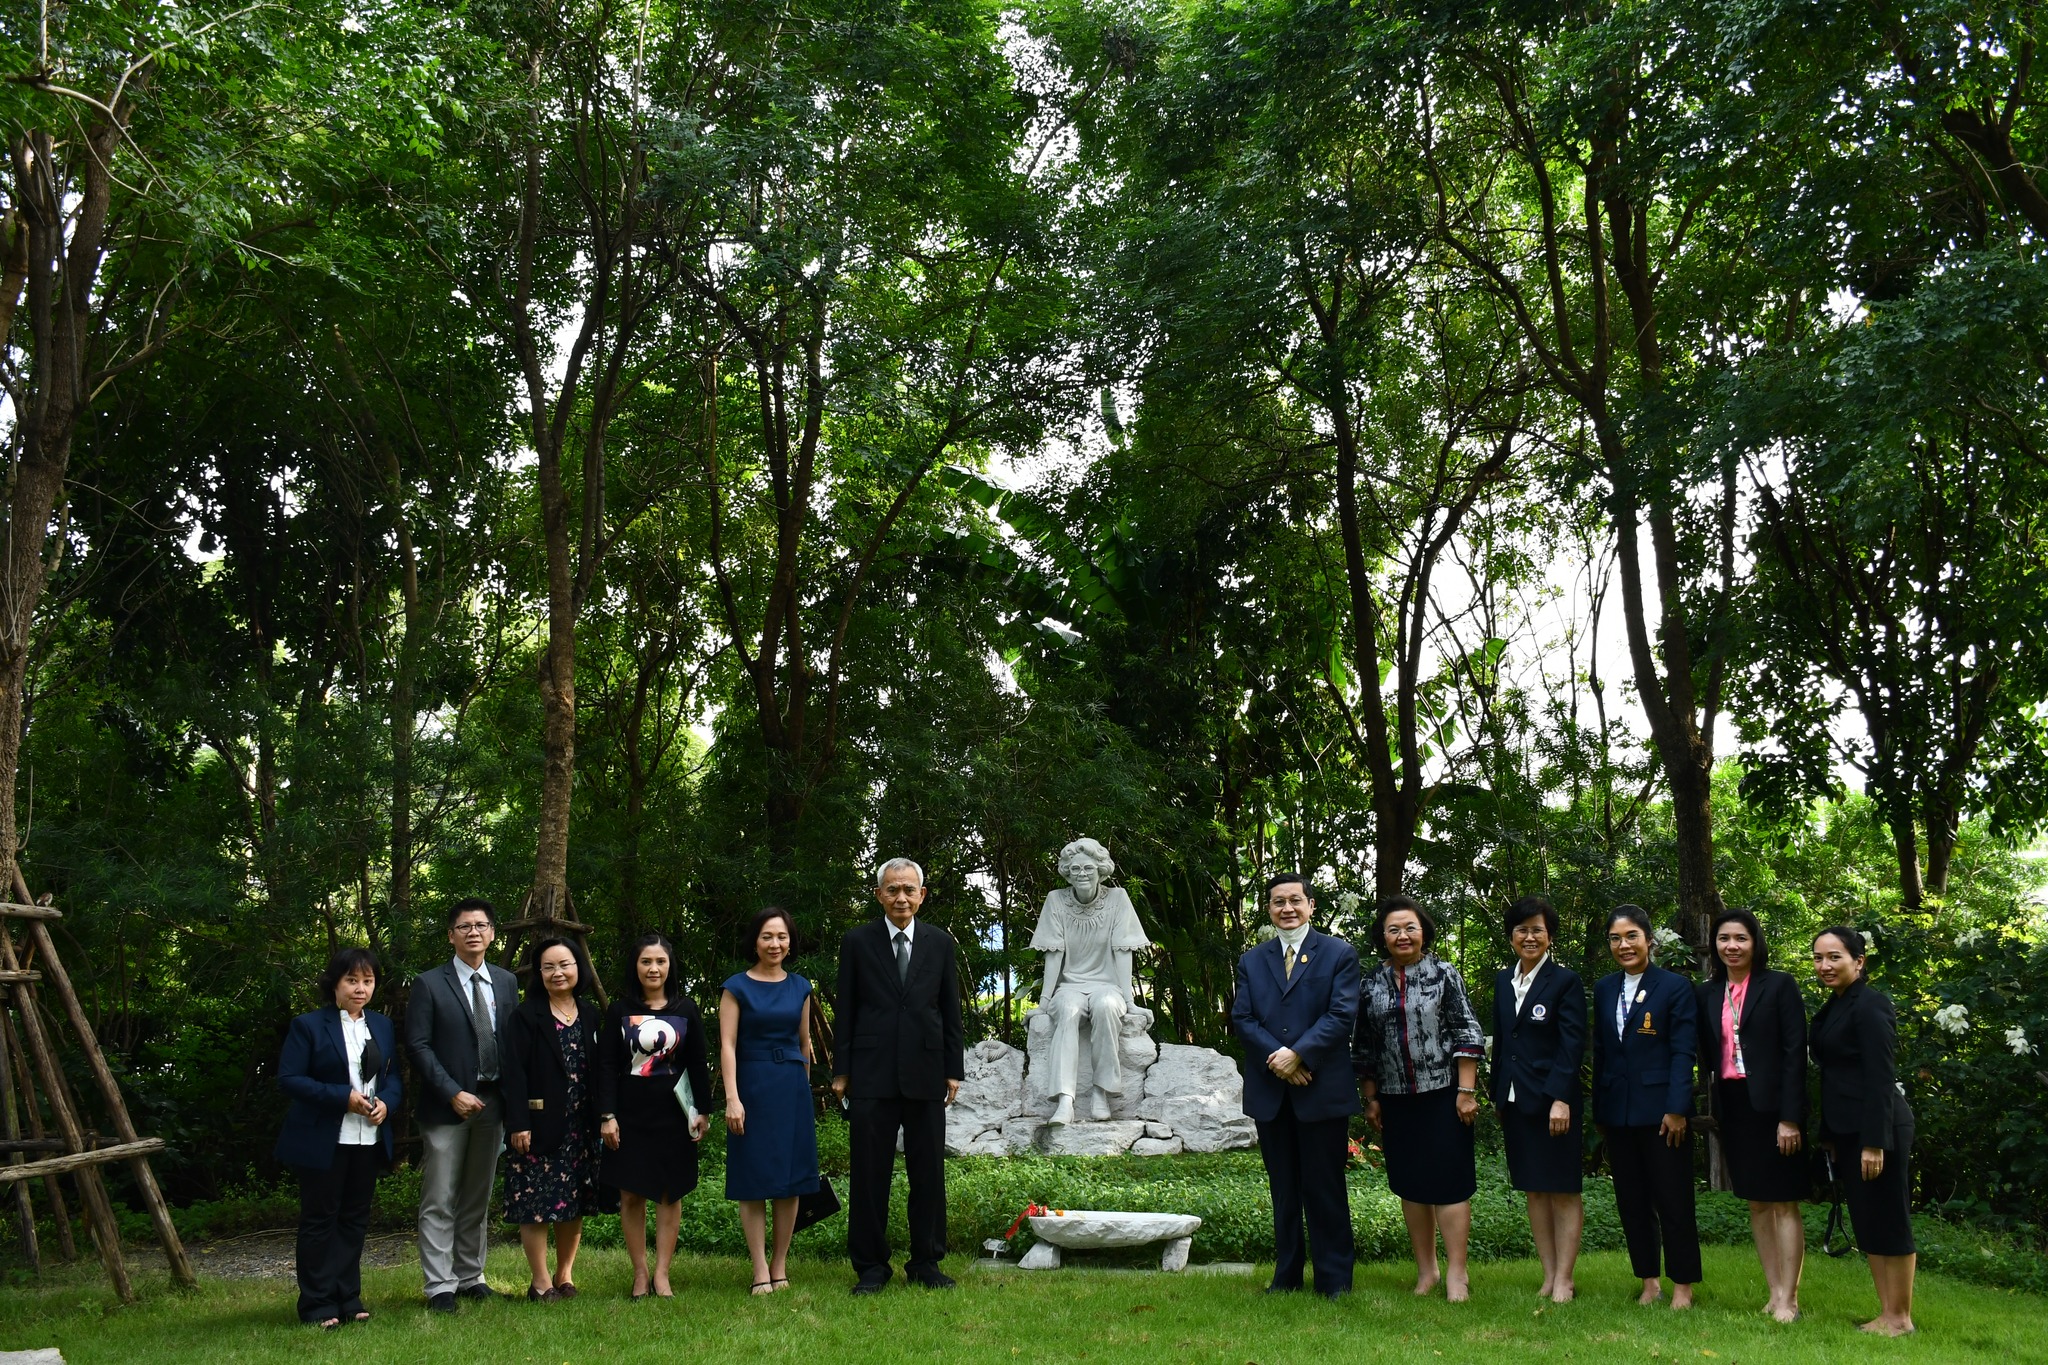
[417,1092,502,1296]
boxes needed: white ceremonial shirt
[337,1010,380,1147]
[453,957,497,1028]
[889,915,917,966]
[1277,923,1311,978]
[1616,970,1646,1039]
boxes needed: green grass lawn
[3,1246,2044,1364]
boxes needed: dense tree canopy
[3,0,2045,1220]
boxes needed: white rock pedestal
[1020,1210,1204,1272]
[943,1035,1256,1155]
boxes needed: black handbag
[792,1176,842,1233]
[1810,1146,1854,1257]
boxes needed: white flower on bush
[1933,1003,1971,1037]
[1653,926,1686,952]
[2007,1027,2036,1057]
[1335,890,1363,916]
[1955,928,1987,950]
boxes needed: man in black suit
[832,857,966,1294]
[1230,873,1362,1298]
[405,897,521,1312]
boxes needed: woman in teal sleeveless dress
[720,907,820,1295]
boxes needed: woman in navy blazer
[275,947,402,1329]
[1591,905,1700,1309]
[1491,896,1586,1303]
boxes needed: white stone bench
[1017,1210,1202,1272]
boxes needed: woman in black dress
[1696,908,1807,1323]
[597,933,712,1300]
[1353,896,1487,1301]
[1810,926,1916,1337]
[502,937,606,1302]
[1490,896,1586,1303]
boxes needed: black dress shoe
[427,1293,458,1314]
[458,1283,498,1301]
[909,1270,957,1290]
[849,1279,888,1296]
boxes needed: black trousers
[1256,1092,1354,1294]
[848,1095,947,1281]
[1605,1124,1702,1283]
[295,1144,379,1322]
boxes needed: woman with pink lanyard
[1695,907,1809,1322]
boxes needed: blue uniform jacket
[1490,958,1586,1116]
[1591,964,1697,1128]
[1231,929,1362,1123]
[275,1006,403,1170]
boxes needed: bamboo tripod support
[0,874,196,1300]
[498,885,608,1006]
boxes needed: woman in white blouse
[275,947,403,1329]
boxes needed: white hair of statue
[1057,837,1114,877]
[876,856,926,888]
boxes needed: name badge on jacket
[528,1098,546,1110]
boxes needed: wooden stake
[4,1028,73,1260]
[22,915,197,1289]
[0,988,39,1270]
[0,1006,73,1259]
[500,885,608,1005]
[0,925,130,1301]
[0,1139,167,1184]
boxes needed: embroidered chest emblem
[1530,1002,1547,1022]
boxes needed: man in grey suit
[406,897,520,1312]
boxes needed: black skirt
[601,1073,701,1204]
[1715,1078,1808,1203]
[1380,1087,1477,1205]
[1502,1101,1583,1194]
[1828,1127,1915,1256]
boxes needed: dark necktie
[470,972,499,1082]
[894,930,910,985]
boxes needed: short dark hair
[1263,872,1313,903]
[317,947,380,1002]
[446,896,496,929]
[622,933,679,1005]
[1708,907,1769,979]
[1813,924,1867,958]
[524,935,596,1004]
[1372,895,1437,956]
[1605,903,1656,940]
[1505,895,1558,940]
[743,907,801,963]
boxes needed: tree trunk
[0,121,118,883]
[533,432,578,907]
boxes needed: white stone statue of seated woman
[1030,837,1149,1126]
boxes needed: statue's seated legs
[1045,987,1127,1125]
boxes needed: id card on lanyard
[1725,981,1747,1076]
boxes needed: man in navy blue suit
[1231,872,1362,1297]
